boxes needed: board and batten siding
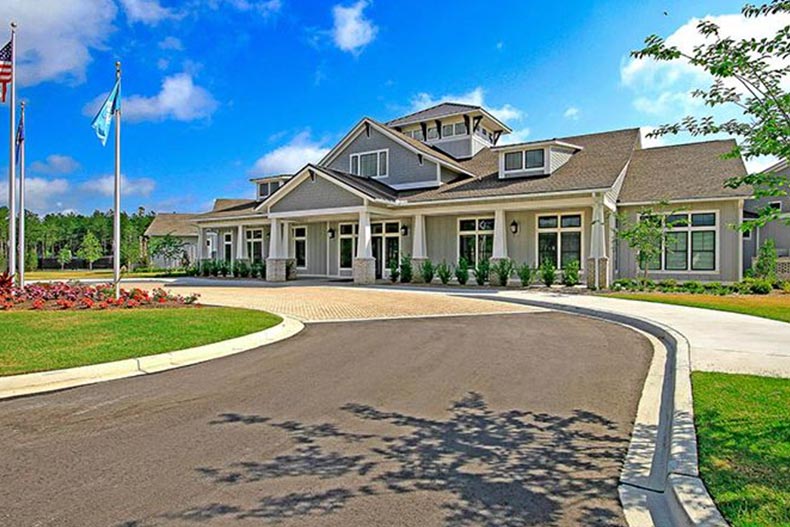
[269,176,363,213]
[616,200,742,282]
[326,126,440,187]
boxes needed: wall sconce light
[400,225,409,236]
[510,220,519,234]
[327,228,336,239]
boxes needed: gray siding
[325,126,438,187]
[433,138,472,159]
[424,216,457,264]
[746,164,790,257]
[294,223,327,275]
[270,175,363,213]
[616,200,742,282]
[550,147,575,173]
[440,166,460,184]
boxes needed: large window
[246,229,264,263]
[339,223,358,269]
[639,212,718,272]
[223,232,233,263]
[537,213,582,268]
[349,150,388,178]
[292,226,307,269]
[504,148,545,173]
[458,217,494,266]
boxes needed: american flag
[0,39,12,103]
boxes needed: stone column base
[353,257,376,284]
[410,257,428,283]
[586,257,609,290]
[266,258,288,282]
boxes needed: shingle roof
[386,103,481,127]
[618,139,750,203]
[399,128,641,202]
[197,198,262,220]
[144,213,198,237]
[317,166,399,202]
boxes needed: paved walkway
[476,290,790,378]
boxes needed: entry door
[372,236,383,279]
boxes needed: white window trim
[501,147,548,176]
[223,232,233,262]
[535,211,585,269]
[457,216,495,267]
[637,210,720,274]
[349,149,389,179]
[245,228,264,262]
[376,221,402,279]
[292,225,308,270]
[338,222,358,270]
[769,201,783,212]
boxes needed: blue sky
[0,0,776,214]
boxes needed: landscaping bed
[692,372,790,527]
[0,307,282,376]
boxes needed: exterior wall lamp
[400,225,409,236]
[510,220,519,234]
[327,228,336,239]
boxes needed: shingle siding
[269,175,363,213]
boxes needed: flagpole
[113,61,121,299]
[7,22,16,280]
[18,100,24,287]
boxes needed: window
[292,226,307,269]
[503,148,546,173]
[454,122,467,136]
[442,124,454,137]
[769,201,783,212]
[427,127,439,140]
[537,213,582,268]
[223,232,233,263]
[350,150,388,178]
[504,152,523,171]
[638,211,718,272]
[339,223,358,269]
[525,149,545,169]
[458,217,494,267]
[246,229,264,263]
[257,181,281,199]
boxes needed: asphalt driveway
[0,312,652,527]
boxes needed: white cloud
[332,1,378,55]
[119,0,180,25]
[563,107,580,120]
[0,176,70,212]
[499,128,531,145]
[83,73,218,122]
[219,0,282,17]
[29,154,80,175]
[0,0,117,86]
[640,127,667,149]
[633,90,703,116]
[158,36,184,50]
[80,174,156,197]
[409,87,524,123]
[745,154,780,174]
[157,58,170,70]
[250,131,330,176]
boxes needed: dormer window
[502,148,547,176]
[350,149,388,178]
[258,180,281,199]
[427,127,439,140]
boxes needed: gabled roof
[319,167,399,202]
[249,173,292,183]
[398,128,641,203]
[144,213,198,237]
[618,139,750,204]
[319,117,478,178]
[386,102,512,132]
[196,198,262,220]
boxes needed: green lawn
[25,269,186,281]
[0,307,281,376]
[604,292,790,323]
[693,372,790,527]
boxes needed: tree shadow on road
[123,392,631,526]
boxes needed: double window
[257,180,281,199]
[292,226,307,269]
[440,122,468,139]
[537,213,582,268]
[641,212,717,272]
[350,149,388,178]
[504,148,545,173]
[245,229,264,263]
[404,129,424,141]
[458,217,494,266]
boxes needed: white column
[357,210,372,258]
[590,198,606,259]
[492,209,507,259]
[269,218,280,258]
[282,221,291,259]
[236,224,244,260]
[197,228,205,260]
[412,214,426,258]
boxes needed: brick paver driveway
[0,309,652,526]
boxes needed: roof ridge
[386,101,480,125]
[637,138,735,151]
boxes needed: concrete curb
[467,295,727,527]
[0,316,304,400]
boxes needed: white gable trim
[258,165,373,213]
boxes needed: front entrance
[372,236,383,279]
[371,221,400,280]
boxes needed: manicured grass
[0,307,281,376]
[692,372,790,527]
[604,292,790,323]
[25,269,185,281]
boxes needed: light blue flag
[90,79,121,146]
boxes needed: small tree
[150,234,185,267]
[57,247,72,270]
[615,206,687,283]
[754,238,778,281]
[77,231,103,270]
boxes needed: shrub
[388,258,400,283]
[539,259,556,287]
[234,259,251,278]
[436,261,452,285]
[491,259,515,287]
[218,260,231,277]
[656,279,678,293]
[474,258,490,286]
[562,259,580,287]
[782,281,790,294]
[286,260,297,280]
[455,258,470,285]
[400,254,413,283]
[746,277,773,295]
[185,265,199,277]
[516,263,534,287]
[420,259,435,284]
[754,239,777,281]
[249,261,263,279]
[681,281,705,294]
